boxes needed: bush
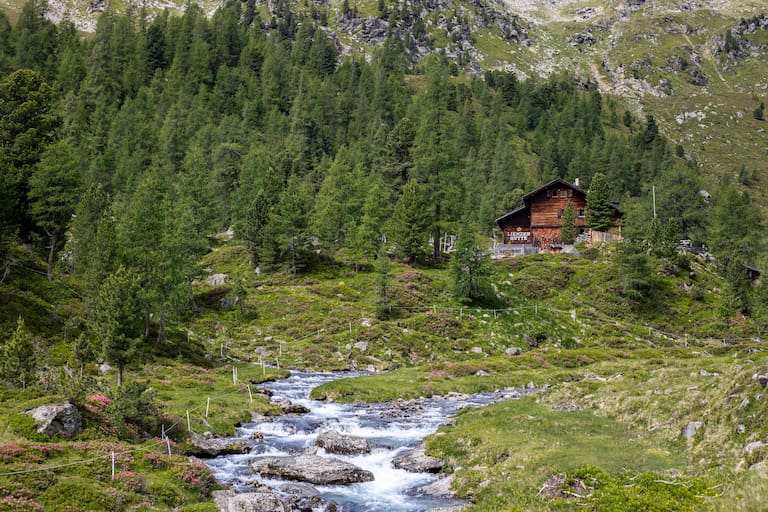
[107,382,164,440]
[6,414,47,441]
[40,478,117,511]
[148,481,184,507]
[172,460,217,498]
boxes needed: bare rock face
[188,432,250,458]
[25,402,82,437]
[316,429,372,455]
[250,455,374,485]
[212,489,289,512]
[392,446,443,473]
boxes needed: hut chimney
[574,177,580,187]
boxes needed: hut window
[578,209,585,217]
[557,209,564,218]
[560,190,568,198]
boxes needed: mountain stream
[205,371,535,511]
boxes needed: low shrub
[148,481,184,507]
[6,414,47,442]
[39,478,117,511]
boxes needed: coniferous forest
[4,0,748,310]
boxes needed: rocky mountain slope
[6,0,768,192]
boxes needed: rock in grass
[207,273,229,286]
[188,432,250,458]
[250,455,374,485]
[505,347,522,356]
[212,489,289,512]
[392,446,443,473]
[682,421,703,438]
[752,373,768,388]
[744,441,767,454]
[316,430,371,455]
[25,402,82,437]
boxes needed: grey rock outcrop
[392,446,443,473]
[213,489,289,512]
[250,455,374,485]
[505,346,522,356]
[188,432,250,458]
[316,430,372,455]
[25,402,82,437]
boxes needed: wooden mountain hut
[494,178,622,254]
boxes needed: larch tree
[708,182,763,265]
[91,265,143,387]
[28,140,82,280]
[311,149,362,251]
[410,58,461,260]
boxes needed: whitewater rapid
[204,371,533,511]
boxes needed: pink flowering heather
[87,394,112,407]
[0,496,43,511]
[0,444,25,461]
[143,452,169,469]
[116,470,144,493]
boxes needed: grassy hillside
[2,239,768,510]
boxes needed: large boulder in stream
[213,489,289,512]
[316,429,372,455]
[392,445,443,473]
[250,454,374,485]
[188,432,250,458]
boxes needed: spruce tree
[586,172,613,232]
[388,180,430,262]
[451,226,492,303]
[1,317,36,388]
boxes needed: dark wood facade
[495,179,620,250]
